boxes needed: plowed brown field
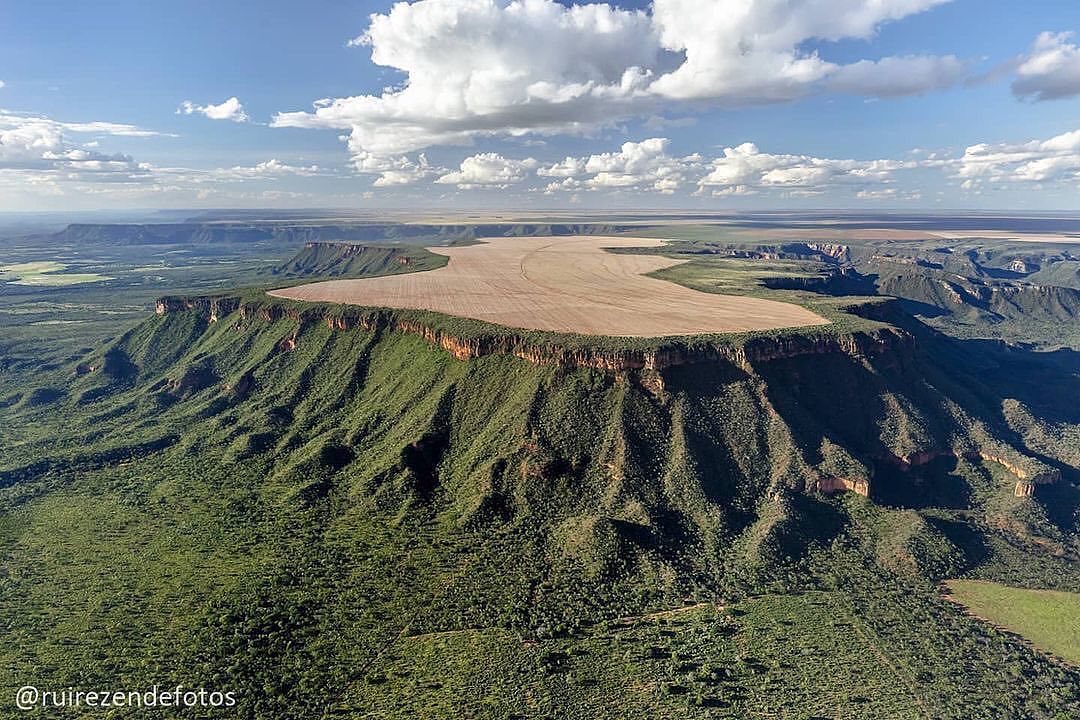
[268,236,828,337]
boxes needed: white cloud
[537,156,587,178]
[856,187,921,200]
[177,96,250,122]
[352,150,438,186]
[207,159,323,181]
[273,0,960,166]
[535,136,916,197]
[707,184,756,197]
[435,152,538,188]
[0,111,167,170]
[829,55,966,97]
[587,137,701,193]
[955,128,1080,188]
[539,177,584,194]
[273,0,659,156]
[535,138,703,194]
[649,0,951,102]
[1013,32,1080,102]
[61,121,169,138]
[0,81,5,89]
[0,109,337,205]
[699,142,916,194]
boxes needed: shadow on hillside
[924,515,991,570]
[899,315,1080,426]
[870,456,972,511]
[888,314,1080,491]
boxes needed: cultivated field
[268,236,828,336]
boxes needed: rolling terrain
[2,282,1078,718]
[1,215,1078,718]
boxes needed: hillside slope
[0,299,1077,718]
[270,242,449,279]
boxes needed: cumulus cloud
[0,81,5,89]
[208,159,323,181]
[0,111,167,171]
[435,152,538,188]
[1013,32,1080,101]
[352,150,438,186]
[538,156,587,178]
[273,0,960,167]
[273,0,659,156]
[955,128,1080,188]
[698,142,916,195]
[829,55,966,97]
[648,0,952,101]
[0,109,338,206]
[534,136,921,197]
[540,137,703,193]
[177,96,250,122]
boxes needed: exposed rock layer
[157,294,910,372]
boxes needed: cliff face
[156,294,912,372]
[156,296,241,323]
[145,294,1065,502]
[879,448,1060,498]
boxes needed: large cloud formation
[436,152,538,188]
[1012,32,1080,102]
[699,143,915,195]
[0,111,167,174]
[530,137,922,198]
[0,110,331,205]
[538,138,703,194]
[273,0,959,177]
[955,128,1080,188]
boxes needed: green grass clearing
[945,580,1080,665]
[1,261,112,286]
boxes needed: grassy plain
[0,261,112,286]
[944,580,1080,665]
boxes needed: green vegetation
[945,580,1080,665]
[646,255,885,331]
[0,217,1078,718]
[1,296,1077,717]
[620,225,1080,350]
[0,261,112,286]
[271,242,449,278]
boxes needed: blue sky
[1,0,1079,210]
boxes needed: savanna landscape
[1,212,1078,719]
[4,0,1080,717]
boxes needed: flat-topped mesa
[301,241,412,263]
[155,294,913,372]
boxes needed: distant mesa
[269,236,828,337]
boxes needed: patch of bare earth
[269,236,828,337]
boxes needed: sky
[1,0,1080,211]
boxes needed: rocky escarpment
[157,295,242,323]
[147,294,1064,502]
[156,294,912,373]
[879,448,1061,498]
